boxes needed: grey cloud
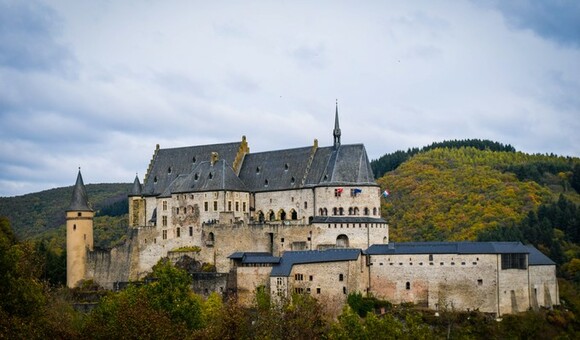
[0,1,74,72]
[487,0,580,48]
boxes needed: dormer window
[153,176,158,184]
[291,177,295,185]
[324,174,328,181]
[264,179,269,187]
[192,156,196,163]
[194,173,199,181]
[284,163,289,171]
[168,167,172,174]
[256,166,261,174]
[209,172,213,180]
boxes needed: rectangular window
[277,277,283,285]
[243,202,247,212]
[304,201,307,209]
[189,227,193,237]
[204,202,208,212]
[334,188,342,197]
[162,201,167,211]
[235,201,239,212]
[213,201,218,211]
[162,230,167,240]
[162,216,167,227]
[501,253,527,269]
[316,288,321,294]
[294,273,303,281]
[309,275,313,281]
[176,227,180,238]
[228,201,232,211]
[294,288,304,294]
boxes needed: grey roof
[305,145,376,186]
[525,245,556,266]
[311,216,387,224]
[130,175,142,196]
[67,170,92,212]
[238,146,313,192]
[270,249,362,277]
[159,160,248,197]
[228,252,280,264]
[366,242,533,255]
[143,142,242,196]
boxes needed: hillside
[377,147,580,242]
[0,183,131,241]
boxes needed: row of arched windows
[256,209,299,222]
[319,207,378,216]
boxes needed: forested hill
[0,183,131,240]
[371,139,517,178]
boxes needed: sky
[1,0,579,197]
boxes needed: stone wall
[235,266,273,306]
[529,265,559,309]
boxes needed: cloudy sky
[1,0,579,197]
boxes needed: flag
[382,190,390,198]
[353,188,362,194]
[336,188,344,194]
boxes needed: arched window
[406,282,411,290]
[268,210,275,221]
[336,234,349,248]
[354,207,359,215]
[364,207,369,216]
[373,207,377,215]
[291,209,298,220]
[333,207,338,215]
[383,237,388,244]
[338,207,344,215]
[319,208,324,216]
[348,207,353,215]
[279,209,286,221]
[257,211,265,223]
[323,208,328,216]
[207,232,215,247]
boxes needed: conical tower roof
[67,170,92,212]
[130,174,142,196]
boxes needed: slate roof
[308,144,376,186]
[228,252,281,264]
[159,160,247,197]
[270,249,362,277]
[67,170,92,212]
[130,175,142,196]
[238,146,313,192]
[366,242,533,255]
[142,142,242,196]
[311,216,387,224]
[525,245,556,266]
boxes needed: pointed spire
[68,169,92,211]
[333,99,341,149]
[130,173,142,196]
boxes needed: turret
[129,174,146,227]
[66,169,94,288]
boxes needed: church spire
[130,173,142,196]
[67,169,92,211]
[333,100,341,149]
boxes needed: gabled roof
[525,245,556,266]
[67,170,92,212]
[366,242,531,255]
[270,249,362,277]
[238,146,313,192]
[143,142,242,196]
[228,252,281,264]
[160,160,247,197]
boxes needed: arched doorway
[336,234,349,248]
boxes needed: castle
[66,106,559,316]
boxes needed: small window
[316,288,321,294]
[406,282,411,290]
[209,172,213,179]
[189,227,193,236]
[428,254,433,261]
[477,279,483,286]
[291,177,295,185]
[309,275,313,281]
[264,179,269,187]
[153,176,158,183]
[192,156,196,163]
[168,167,172,174]
[339,274,344,282]
[284,163,289,171]
[73,224,76,230]
[77,212,82,217]
[256,166,261,174]
[176,227,181,238]
[194,173,199,181]
[343,287,347,294]
[204,202,208,211]
[213,201,218,211]
[162,230,167,240]
[281,238,285,243]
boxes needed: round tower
[66,169,94,288]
